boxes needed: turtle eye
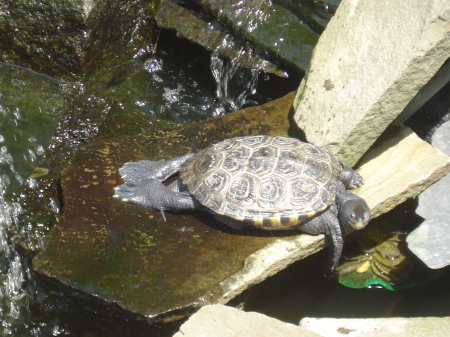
[349,212,356,221]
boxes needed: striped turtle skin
[179,135,343,230]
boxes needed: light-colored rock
[353,124,450,218]
[173,304,321,337]
[406,218,450,269]
[293,0,450,167]
[299,317,450,337]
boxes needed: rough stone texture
[173,305,321,337]
[407,218,450,269]
[293,0,450,167]
[416,173,450,220]
[299,317,450,337]
[353,124,450,218]
[408,120,450,269]
[431,120,450,156]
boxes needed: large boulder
[293,0,450,166]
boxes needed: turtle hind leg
[295,206,344,270]
[118,153,195,183]
[114,178,200,212]
[114,153,199,212]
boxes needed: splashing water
[0,64,80,335]
[0,170,31,333]
[210,52,259,116]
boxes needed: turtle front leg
[113,154,200,212]
[339,166,364,189]
[295,205,344,270]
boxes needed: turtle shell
[179,135,343,230]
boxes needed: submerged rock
[294,0,450,167]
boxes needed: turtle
[113,135,371,269]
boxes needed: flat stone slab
[173,305,321,337]
[34,93,317,322]
[293,0,450,166]
[299,317,450,337]
[353,124,450,218]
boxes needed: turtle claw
[160,210,167,222]
[113,181,143,206]
[339,166,364,189]
[347,174,364,189]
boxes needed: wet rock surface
[191,0,320,73]
[155,0,287,77]
[33,93,302,322]
[0,0,86,80]
[293,0,450,167]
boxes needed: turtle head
[340,199,370,230]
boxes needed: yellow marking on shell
[251,218,264,227]
[283,216,299,226]
[269,217,281,227]
[306,210,317,218]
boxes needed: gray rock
[409,120,450,268]
[293,0,450,167]
[432,120,450,156]
[173,305,321,337]
[415,173,450,220]
[406,218,450,269]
